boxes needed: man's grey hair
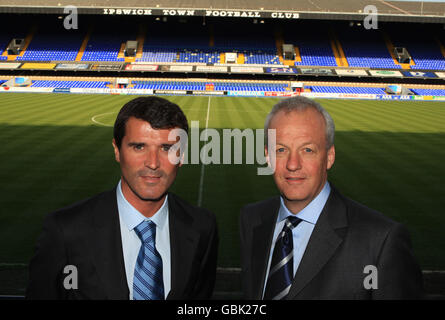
[264,96,335,149]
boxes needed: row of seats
[310,86,387,94]
[3,79,445,95]
[411,88,445,96]
[176,50,220,64]
[133,81,288,91]
[30,80,109,88]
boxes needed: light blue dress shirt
[116,180,171,300]
[263,181,331,298]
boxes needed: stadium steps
[329,33,342,67]
[115,24,146,62]
[333,34,349,67]
[329,30,348,67]
[5,26,37,61]
[220,52,225,63]
[135,23,146,59]
[237,53,245,64]
[275,30,285,64]
[75,27,92,61]
[435,37,445,59]
[381,31,414,69]
[117,43,126,59]
[118,42,137,63]
[294,46,302,62]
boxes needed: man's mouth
[285,176,305,182]
[140,175,162,183]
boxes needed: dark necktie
[264,216,302,300]
[133,220,165,300]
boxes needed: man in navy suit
[27,96,218,299]
[240,96,423,300]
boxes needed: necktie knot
[285,216,301,230]
[134,220,156,244]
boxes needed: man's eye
[276,147,285,153]
[162,145,172,152]
[133,145,144,150]
[304,148,313,153]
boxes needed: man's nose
[286,151,302,171]
[144,149,160,170]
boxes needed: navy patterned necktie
[133,220,165,300]
[264,216,302,300]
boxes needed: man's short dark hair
[113,96,189,149]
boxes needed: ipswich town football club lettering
[103,8,299,19]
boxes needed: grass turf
[0,93,444,274]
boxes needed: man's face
[266,108,335,213]
[112,117,181,206]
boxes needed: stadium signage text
[103,8,153,15]
[205,10,261,18]
[102,8,299,19]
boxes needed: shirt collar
[116,180,169,231]
[278,181,331,225]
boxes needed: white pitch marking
[91,112,115,127]
[197,96,211,207]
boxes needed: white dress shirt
[262,182,331,298]
[116,180,171,299]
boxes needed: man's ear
[327,145,335,170]
[112,139,120,163]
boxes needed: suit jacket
[26,188,218,300]
[240,185,423,299]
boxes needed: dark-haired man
[240,96,423,300]
[27,97,218,300]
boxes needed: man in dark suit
[240,96,423,300]
[27,97,218,300]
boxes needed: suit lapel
[251,197,281,299]
[89,189,129,299]
[287,186,348,299]
[166,194,200,300]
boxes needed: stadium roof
[0,0,444,23]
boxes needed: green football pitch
[1,93,445,275]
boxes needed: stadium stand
[284,23,337,67]
[138,22,208,63]
[0,24,29,60]
[16,23,84,62]
[80,22,134,62]
[1,15,445,71]
[388,24,445,71]
[337,25,401,69]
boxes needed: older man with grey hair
[240,96,423,300]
